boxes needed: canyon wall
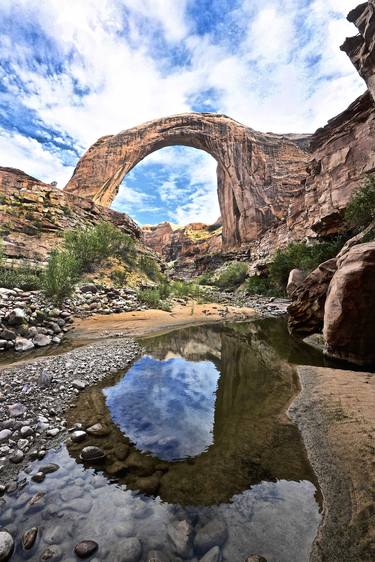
[0,167,140,263]
[341,0,375,103]
[64,113,310,248]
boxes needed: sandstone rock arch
[65,113,310,248]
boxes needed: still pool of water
[2,319,324,562]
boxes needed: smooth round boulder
[80,446,106,462]
[194,520,228,554]
[74,540,98,559]
[0,531,14,561]
[200,546,221,562]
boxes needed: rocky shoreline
[0,338,141,488]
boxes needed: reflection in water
[104,355,219,460]
[2,319,324,562]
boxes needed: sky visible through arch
[0,0,365,226]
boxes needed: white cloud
[0,0,366,225]
[0,131,73,186]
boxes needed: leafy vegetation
[137,287,171,311]
[0,238,43,290]
[138,255,161,281]
[246,275,282,297]
[64,222,136,273]
[42,250,80,303]
[214,262,248,289]
[345,175,375,229]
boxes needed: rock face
[0,167,140,263]
[142,221,222,261]
[287,259,337,337]
[64,113,310,248]
[324,241,375,365]
[341,1,375,103]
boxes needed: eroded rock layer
[64,113,310,248]
[341,0,375,103]
[142,221,222,262]
[0,167,140,263]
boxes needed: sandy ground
[72,302,257,341]
[290,366,375,562]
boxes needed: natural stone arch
[64,113,310,248]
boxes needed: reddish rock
[142,221,222,262]
[341,1,375,103]
[0,167,140,264]
[64,113,310,248]
[323,241,375,365]
[287,259,337,337]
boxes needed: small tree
[42,250,79,303]
[345,175,375,228]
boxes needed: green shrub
[345,175,375,228]
[42,250,80,303]
[267,238,347,292]
[139,255,161,281]
[137,287,170,311]
[0,265,43,291]
[110,269,128,287]
[197,272,212,285]
[246,275,282,297]
[214,262,248,289]
[158,280,172,300]
[64,222,135,273]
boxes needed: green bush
[268,238,346,292]
[64,222,135,273]
[246,275,282,297]
[138,255,161,281]
[214,262,248,289]
[110,269,128,287]
[42,250,80,303]
[137,287,170,311]
[0,265,43,291]
[197,272,212,285]
[345,175,375,228]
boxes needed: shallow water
[2,319,324,562]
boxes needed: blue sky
[0,0,364,225]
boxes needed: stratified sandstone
[142,221,222,262]
[341,1,375,103]
[323,241,375,365]
[0,167,140,263]
[64,113,310,248]
[287,259,337,338]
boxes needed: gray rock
[20,426,33,437]
[72,379,86,391]
[37,372,53,387]
[6,307,27,325]
[199,547,221,562]
[40,545,63,561]
[39,463,59,474]
[31,472,45,483]
[33,334,52,347]
[9,449,24,464]
[14,337,34,352]
[22,527,38,550]
[74,540,98,559]
[113,521,136,538]
[118,537,142,562]
[0,430,11,442]
[46,428,60,437]
[0,340,7,350]
[147,550,169,562]
[167,520,193,558]
[8,403,27,417]
[86,423,110,436]
[0,328,16,340]
[0,530,14,561]
[194,520,228,555]
[80,446,106,462]
[71,430,87,443]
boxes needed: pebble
[194,520,228,554]
[86,423,110,436]
[40,463,59,474]
[20,426,33,437]
[0,430,11,442]
[72,379,86,391]
[118,537,142,562]
[80,446,106,462]
[0,530,14,561]
[46,428,60,437]
[8,403,26,417]
[74,540,99,559]
[40,545,63,561]
[71,430,87,443]
[31,472,45,483]
[22,527,38,550]
[9,449,24,464]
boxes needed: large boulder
[286,268,305,296]
[287,258,337,337]
[323,241,375,365]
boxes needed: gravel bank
[0,337,141,488]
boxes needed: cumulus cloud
[0,0,365,225]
